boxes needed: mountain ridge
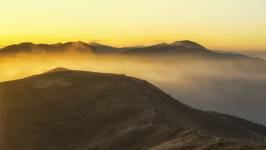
[1,41,264,63]
[0,40,258,60]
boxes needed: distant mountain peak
[45,67,70,74]
[2,42,35,49]
[172,40,206,50]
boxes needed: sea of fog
[1,52,266,125]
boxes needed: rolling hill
[1,68,266,150]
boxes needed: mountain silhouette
[0,42,93,54]
[123,41,212,57]
[0,41,260,60]
[172,40,207,50]
[1,68,266,150]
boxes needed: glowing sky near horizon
[0,0,266,50]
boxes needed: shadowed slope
[0,68,266,150]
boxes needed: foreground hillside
[0,68,266,150]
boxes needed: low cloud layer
[1,51,266,125]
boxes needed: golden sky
[0,0,266,51]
